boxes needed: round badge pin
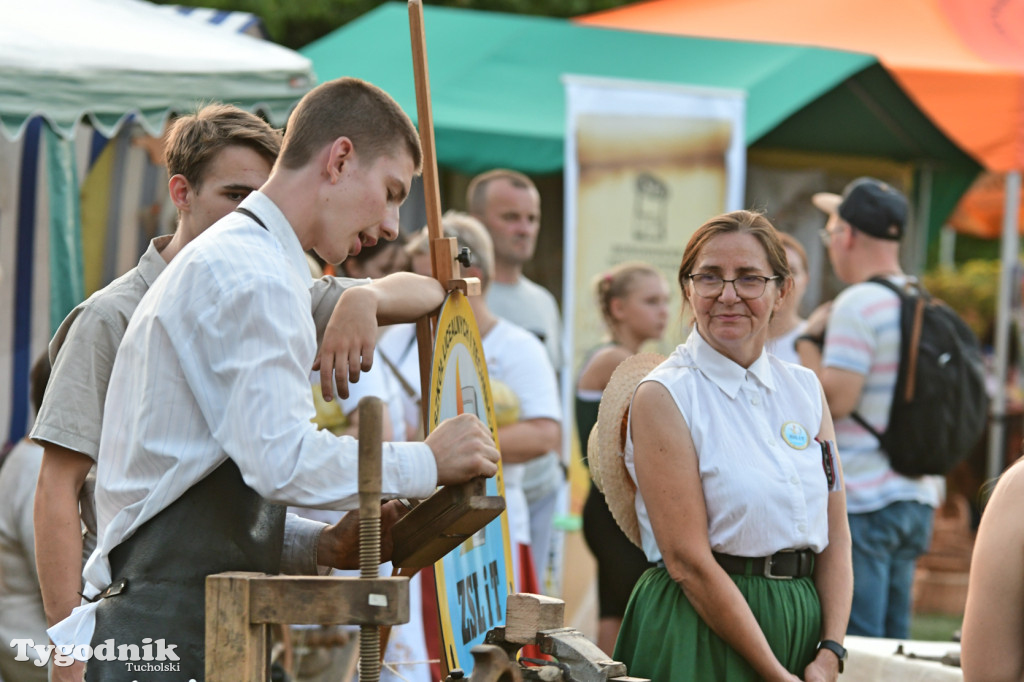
[780,421,810,450]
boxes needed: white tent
[0,0,315,450]
[0,0,312,139]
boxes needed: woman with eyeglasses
[614,210,852,682]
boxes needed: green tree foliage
[155,0,635,50]
[923,259,1001,342]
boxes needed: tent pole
[915,164,932,274]
[987,170,1021,483]
[939,225,956,268]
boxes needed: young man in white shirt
[49,79,499,681]
[33,104,288,682]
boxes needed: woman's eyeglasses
[686,273,779,299]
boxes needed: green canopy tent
[302,2,979,243]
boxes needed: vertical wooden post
[206,572,270,682]
[411,0,460,438]
[408,0,443,249]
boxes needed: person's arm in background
[497,418,560,464]
[796,301,865,420]
[34,446,92,628]
[803,385,852,682]
[960,461,1024,682]
[494,327,563,464]
[31,304,120,682]
[34,444,93,682]
[631,381,801,682]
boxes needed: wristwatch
[818,639,847,673]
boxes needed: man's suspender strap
[235,206,268,231]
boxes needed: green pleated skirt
[613,566,820,681]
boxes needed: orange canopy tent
[579,0,1024,174]
[579,0,1024,238]
[949,172,1024,239]
[581,0,1024,479]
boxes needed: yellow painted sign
[429,290,515,675]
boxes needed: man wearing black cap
[796,177,940,639]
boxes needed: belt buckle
[763,552,794,580]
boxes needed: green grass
[910,612,963,642]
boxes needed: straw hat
[589,352,665,548]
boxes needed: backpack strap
[849,275,925,442]
[866,274,926,301]
[903,295,927,401]
[850,411,884,442]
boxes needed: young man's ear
[168,174,192,211]
[326,137,354,182]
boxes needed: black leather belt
[713,549,815,580]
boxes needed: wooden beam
[206,572,270,682]
[390,481,506,569]
[247,575,409,626]
[505,593,565,645]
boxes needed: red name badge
[817,438,841,492]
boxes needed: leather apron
[87,459,285,681]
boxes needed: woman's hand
[803,649,841,682]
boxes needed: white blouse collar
[682,327,776,398]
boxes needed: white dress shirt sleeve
[281,513,329,575]
[179,270,437,510]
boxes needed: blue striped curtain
[1,119,167,450]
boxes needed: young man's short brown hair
[466,169,537,215]
[163,103,281,189]
[277,77,422,173]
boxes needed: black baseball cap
[812,177,907,241]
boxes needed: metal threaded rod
[358,397,383,682]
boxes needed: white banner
[562,75,746,400]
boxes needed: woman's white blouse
[625,329,830,563]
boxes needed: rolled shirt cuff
[282,513,329,575]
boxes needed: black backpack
[850,277,989,477]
